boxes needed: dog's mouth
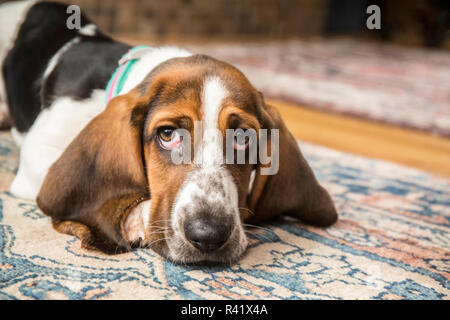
[125,202,248,264]
[125,165,249,264]
[125,203,249,265]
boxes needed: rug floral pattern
[0,131,449,299]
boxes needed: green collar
[105,45,152,105]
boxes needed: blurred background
[3,0,450,176]
[52,0,449,48]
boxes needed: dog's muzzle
[168,168,248,263]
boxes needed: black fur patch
[2,1,130,132]
[42,37,130,108]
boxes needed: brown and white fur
[1,1,337,264]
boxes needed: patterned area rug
[187,40,450,136]
[0,131,449,300]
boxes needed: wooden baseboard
[269,99,450,178]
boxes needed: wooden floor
[269,99,450,178]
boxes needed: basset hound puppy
[0,1,337,264]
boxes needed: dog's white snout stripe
[168,75,248,261]
[194,76,228,168]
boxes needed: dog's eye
[233,128,250,151]
[158,126,181,150]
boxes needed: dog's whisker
[148,219,172,224]
[243,223,275,234]
[143,237,171,249]
[245,230,273,242]
[148,226,170,230]
[147,221,172,228]
[148,228,170,233]
[238,207,255,216]
[148,230,167,234]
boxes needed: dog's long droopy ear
[37,91,150,253]
[247,99,337,227]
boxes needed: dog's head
[37,54,337,264]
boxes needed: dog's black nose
[184,216,232,252]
